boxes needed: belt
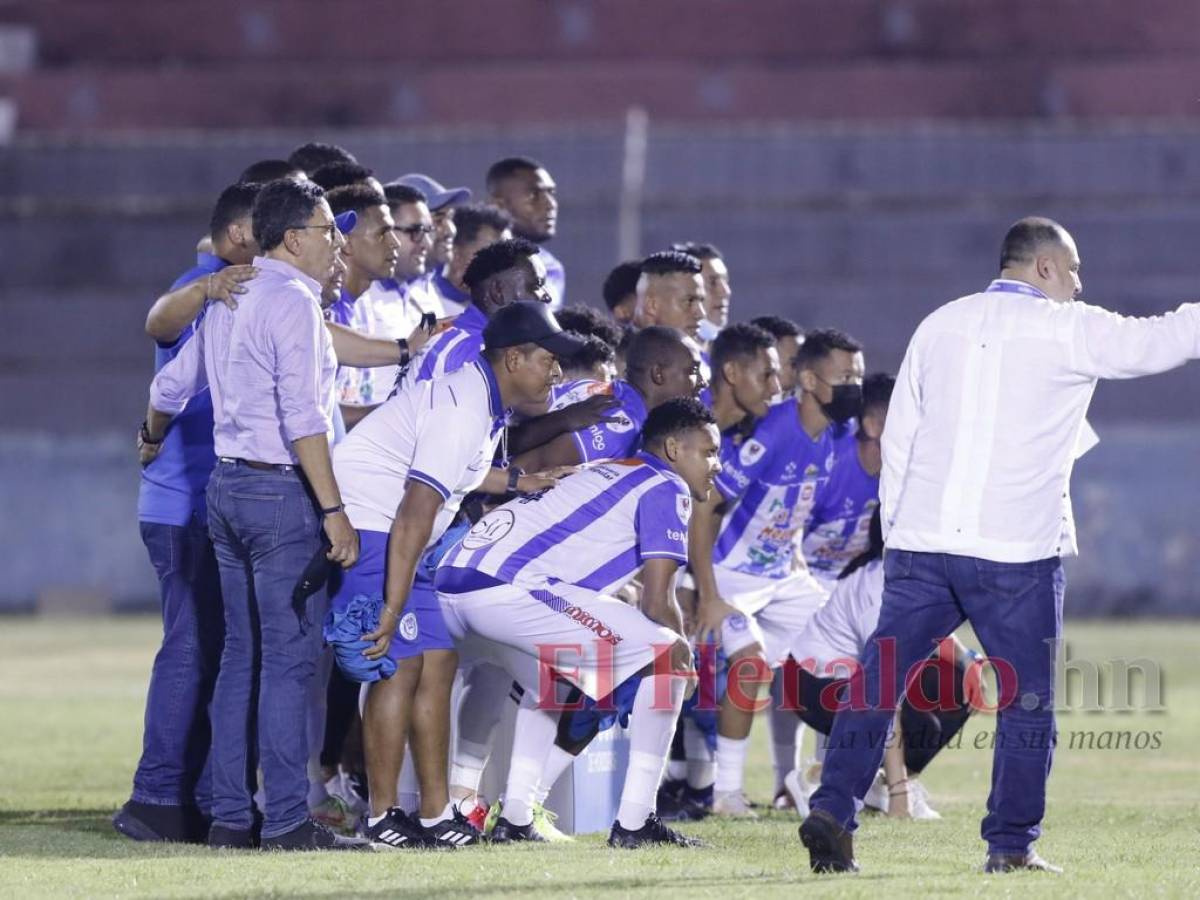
[218,456,296,473]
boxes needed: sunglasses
[395,224,435,238]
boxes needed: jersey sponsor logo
[589,424,608,451]
[461,509,516,549]
[676,494,692,522]
[399,612,419,641]
[739,438,767,467]
[561,604,623,646]
[666,529,686,543]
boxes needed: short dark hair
[453,203,512,245]
[641,397,716,448]
[796,328,862,370]
[288,142,357,174]
[209,182,262,242]
[555,305,622,349]
[238,158,302,184]
[862,372,895,417]
[252,179,325,252]
[561,333,616,374]
[486,156,543,191]
[383,183,426,208]
[310,161,374,192]
[999,216,1067,271]
[750,315,802,341]
[462,237,540,293]
[326,183,387,219]
[624,326,688,383]
[670,241,723,261]
[641,251,702,278]
[710,323,775,382]
[602,260,643,311]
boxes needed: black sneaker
[261,817,371,851]
[655,789,710,822]
[489,816,546,844]
[607,814,703,848]
[363,808,432,850]
[112,801,207,844]
[657,777,687,804]
[420,809,483,848]
[208,823,258,850]
[799,809,858,873]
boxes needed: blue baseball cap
[334,210,357,235]
[387,173,471,211]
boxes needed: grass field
[1,617,1197,899]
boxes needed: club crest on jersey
[739,438,766,466]
[676,494,693,522]
[605,412,635,434]
[399,612,419,642]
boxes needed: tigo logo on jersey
[739,439,766,466]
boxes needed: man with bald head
[801,216,1200,876]
[633,251,706,341]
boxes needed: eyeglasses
[292,223,338,240]
[395,224,435,238]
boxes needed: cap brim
[334,210,358,235]
[427,187,471,210]
[537,330,589,358]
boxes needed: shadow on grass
[0,808,214,859]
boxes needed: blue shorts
[329,528,462,662]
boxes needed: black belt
[218,457,295,473]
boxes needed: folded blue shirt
[323,592,398,683]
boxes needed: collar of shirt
[986,278,1049,300]
[635,449,674,475]
[253,255,323,298]
[195,251,229,272]
[456,303,487,335]
[472,358,508,426]
[326,287,358,326]
[433,266,470,303]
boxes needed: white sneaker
[907,779,941,820]
[712,789,759,819]
[862,770,889,813]
[782,769,811,818]
[800,762,822,799]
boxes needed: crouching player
[436,398,721,847]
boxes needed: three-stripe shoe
[363,809,431,850]
[421,808,483,848]
[489,816,546,844]
[607,814,703,848]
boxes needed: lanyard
[986,279,1049,300]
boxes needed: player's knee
[725,650,773,708]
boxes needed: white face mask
[696,318,720,343]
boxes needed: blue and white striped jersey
[437,452,691,596]
[394,303,486,394]
[548,378,648,463]
[802,427,880,583]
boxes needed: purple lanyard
[986,279,1048,300]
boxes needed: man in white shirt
[801,217,1200,875]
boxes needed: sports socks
[616,674,685,829]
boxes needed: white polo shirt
[356,277,445,399]
[791,561,883,675]
[333,359,506,541]
[883,279,1200,562]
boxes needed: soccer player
[557,334,617,384]
[288,141,357,175]
[330,301,583,849]
[514,326,705,471]
[603,259,643,325]
[114,182,261,844]
[750,315,804,396]
[437,397,722,847]
[487,156,565,308]
[632,251,706,342]
[672,242,731,343]
[426,203,514,316]
[803,373,894,589]
[690,327,864,817]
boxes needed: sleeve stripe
[407,469,452,500]
[642,551,688,561]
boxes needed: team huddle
[119,140,980,854]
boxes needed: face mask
[696,318,720,343]
[820,383,863,424]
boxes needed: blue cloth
[683,642,728,751]
[131,518,224,811]
[205,462,324,839]
[323,591,398,683]
[327,286,357,326]
[810,550,1064,855]
[138,253,227,526]
[567,674,643,741]
[539,246,566,310]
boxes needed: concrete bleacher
[3,0,1200,130]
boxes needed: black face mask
[820,383,863,424]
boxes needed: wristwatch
[139,420,163,446]
[396,338,410,367]
[506,466,525,493]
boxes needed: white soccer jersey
[333,359,506,540]
[438,452,691,597]
[791,560,884,674]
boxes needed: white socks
[501,690,559,827]
[714,735,748,794]
[683,717,715,789]
[419,802,454,828]
[449,738,489,801]
[616,675,684,830]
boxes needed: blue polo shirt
[137,253,226,526]
[539,246,566,310]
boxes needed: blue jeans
[205,462,323,838]
[810,550,1064,856]
[131,518,224,811]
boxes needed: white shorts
[713,567,828,666]
[439,581,683,702]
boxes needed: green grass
[1,618,1197,898]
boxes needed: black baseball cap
[483,301,588,357]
